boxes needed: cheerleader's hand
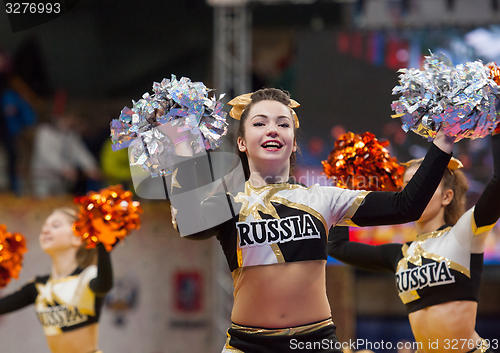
[157,116,193,157]
[157,118,184,140]
[433,128,455,154]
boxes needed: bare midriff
[46,323,99,353]
[231,260,331,328]
[409,301,481,353]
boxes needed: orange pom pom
[322,132,405,191]
[72,185,142,252]
[0,225,28,288]
[488,62,500,86]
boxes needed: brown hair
[404,163,469,225]
[52,207,98,268]
[237,88,298,180]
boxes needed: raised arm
[473,133,500,229]
[328,226,402,273]
[0,281,38,315]
[157,122,243,240]
[162,151,240,240]
[88,243,113,296]
[349,131,454,227]
[431,128,455,156]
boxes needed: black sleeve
[328,226,403,273]
[351,143,452,226]
[0,281,38,315]
[89,243,113,296]
[166,151,242,240]
[182,195,236,241]
[474,134,500,228]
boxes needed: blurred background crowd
[1,1,499,203]
[0,1,499,352]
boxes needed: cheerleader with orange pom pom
[0,185,141,353]
[327,54,500,353]
[328,133,499,352]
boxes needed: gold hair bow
[402,156,463,170]
[227,92,301,128]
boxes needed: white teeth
[263,142,282,148]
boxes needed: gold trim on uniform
[234,184,280,221]
[170,205,178,231]
[234,182,322,265]
[237,243,243,267]
[79,307,95,316]
[398,244,410,271]
[36,282,56,306]
[37,273,91,306]
[422,250,470,277]
[229,318,334,336]
[397,228,448,270]
[399,289,421,304]
[341,191,371,227]
[397,227,471,304]
[234,182,309,222]
[270,243,285,263]
[49,274,81,284]
[170,168,181,193]
[271,196,328,235]
[397,227,471,278]
[224,333,244,353]
[471,210,496,236]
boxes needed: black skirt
[222,318,343,353]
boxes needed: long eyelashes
[252,122,290,128]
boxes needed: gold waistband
[230,318,334,336]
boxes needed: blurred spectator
[100,139,132,189]
[31,112,101,197]
[0,50,37,194]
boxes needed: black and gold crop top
[328,134,500,314]
[213,180,367,271]
[0,243,113,336]
[166,142,452,273]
